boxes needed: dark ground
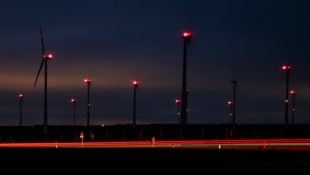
[1,148,310,173]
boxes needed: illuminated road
[1,138,310,171]
[1,138,310,150]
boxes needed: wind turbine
[34,25,53,136]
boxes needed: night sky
[0,0,310,126]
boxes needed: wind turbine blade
[40,25,46,57]
[34,58,44,88]
[34,25,46,88]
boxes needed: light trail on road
[1,138,310,150]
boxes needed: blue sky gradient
[0,0,310,126]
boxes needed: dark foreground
[1,148,310,173]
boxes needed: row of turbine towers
[31,26,144,136]
[179,30,296,127]
[30,26,295,136]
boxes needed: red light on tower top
[84,78,91,84]
[132,80,139,87]
[19,93,24,99]
[70,98,76,103]
[227,100,233,105]
[175,99,181,103]
[182,31,192,40]
[44,53,53,60]
[281,65,292,71]
[290,90,296,94]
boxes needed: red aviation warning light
[281,65,292,71]
[44,53,53,60]
[132,80,139,87]
[84,78,91,84]
[19,93,24,99]
[70,98,76,103]
[227,100,233,105]
[182,31,192,40]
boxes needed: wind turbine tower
[34,26,53,136]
